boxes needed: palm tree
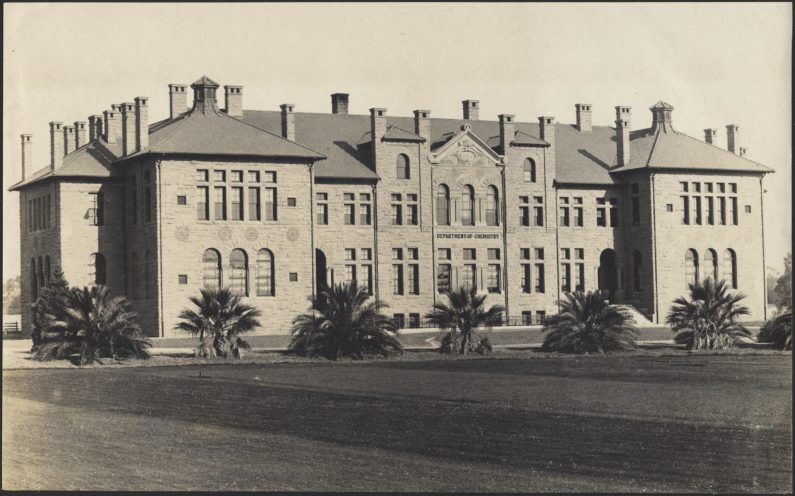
[174,287,263,358]
[289,282,402,360]
[425,286,505,354]
[541,290,639,354]
[666,278,751,350]
[33,285,151,365]
[758,306,792,350]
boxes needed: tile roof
[382,124,424,142]
[8,140,114,191]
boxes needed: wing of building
[9,77,774,336]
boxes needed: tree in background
[31,267,72,348]
[773,253,792,311]
[3,276,21,315]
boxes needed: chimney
[413,109,431,142]
[169,84,188,119]
[462,100,479,120]
[615,106,632,166]
[103,109,121,144]
[88,115,101,141]
[498,114,515,152]
[20,134,32,181]
[224,85,243,118]
[120,102,136,156]
[538,116,556,146]
[280,103,295,141]
[331,93,349,114]
[63,125,75,156]
[704,128,717,145]
[74,121,87,149]
[575,104,592,132]
[49,122,64,171]
[726,124,739,154]
[739,147,748,157]
[370,107,387,167]
[135,97,149,151]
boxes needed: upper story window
[396,154,410,180]
[89,191,105,226]
[485,185,499,226]
[523,158,537,183]
[461,185,475,226]
[316,192,328,225]
[436,184,450,226]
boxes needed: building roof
[382,124,425,142]
[8,140,115,191]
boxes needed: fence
[3,321,21,336]
[393,314,548,330]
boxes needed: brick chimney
[169,84,188,119]
[120,102,136,156]
[575,104,592,132]
[103,109,121,144]
[704,128,717,145]
[49,122,64,171]
[331,93,349,114]
[280,104,295,141]
[726,124,739,154]
[20,134,32,181]
[538,116,556,146]
[414,109,431,142]
[63,125,76,156]
[224,85,243,117]
[462,100,479,120]
[370,107,387,168]
[74,121,87,149]
[89,115,102,141]
[499,114,515,152]
[615,106,631,166]
[135,97,149,151]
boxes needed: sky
[3,2,792,280]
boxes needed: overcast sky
[3,3,792,280]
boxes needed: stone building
[10,76,774,337]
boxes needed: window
[436,184,450,225]
[522,311,533,325]
[438,248,451,260]
[692,182,701,193]
[129,175,138,224]
[361,248,372,261]
[248,187,261,220]
[393,314,405,329]
[730,197,738,225]
[596,199,606,227]
[90,253,106,285]
[89,192,104,226]
[744,205,752,214]
[37,257,44,292]
[229,249,248,296]
[390,193,402,225]
[729,183,737,194]
[179,275,188,284]
[409,313,421,328]
[666,203,674,212]
[718,183,725,193]
[361,264,373,295]
[692,196,702,225]
[144,171,152,222]
[462,264,476,290]
[289,273,298,282]
[437,264,451,293]
[231,170,243,183]
[461,185,475,226]
[396,154,410,179]
[705,249,718,282]
[681,196,690,225]
[197,169,209,182]
[575,262,585,291]
[631,196,640,226]
[264,171,277,183]
[230,187,244,221]
[345,264,356,285]
[523,158,536,183]
[265,188,277,221]
[521,263,531,293]
[406,194,418,225]
[519,196,530,226]
[287,197,297,207]
[723,249,737,289]
[706,197,714,225]
[359,203,371,225]
[685,249,699,288]
[574,197,583,227]
[46,195,51,229]
[214,186,226,220]
[718,197,726,225]
[486,186,499,226]
[463,248,476,260]
[197,187,209,220]
[559,197,570,227]
[487,264,501,293]
[256,249,274,296]
[248,171,260,182]
[561,263,571,293]
[609,198,619,227]
[202,249,222,290]
[536,311,546,324]
[177,195,187,205]
[633,250,642,291]
[392,264,404,295]
[316,193,328,225]
[214,170,226,182]
[535,248,544,260]
[408,264,419,294]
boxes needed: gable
[429,124,504,167]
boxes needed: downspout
[650,172,660,324]
[501,163,509,319]
[430,166,437,307]
[554,183,561,313]
[309,163,315,299]
[155,155,165,337]
[373,182,380,306]
[759,175,767,321]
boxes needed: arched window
[90,253,106,285]
[396,154,410,180]
[461,185,475,226]
[202,249,221,290]
[723,249,737,289]
[705,249,718,282]
[685,249,699,288]
[436,184,450,225]
[144,250,152,298]
[633,250,642,291]
[31,258,38,300]
[37,256,44,290]
[256,249,275,296]
[229,249,248,296]
[131,252,138,297]
[486,185,499,226]
[523,158,536,183]
[45,256,51,286]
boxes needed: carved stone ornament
[175,226,190,241]
[217,226,232,241]
[286,227,300,242]
[245,227,259,241]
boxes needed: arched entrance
[315,249,328,293]
[598,249,618,301]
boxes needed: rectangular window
[265,188,277,221]
[88,192,103,226]
[408,264,419,294]
[130,175,138,225]
[574,206,583,227]
[561,263,571,292]
[719,197,726,225]
[393,314,405,329]
[730,183,737,194]
[393,248,403,260]
[391,200,402,225]
[248,187,261,220]
[706,196,714,225]
[408,248,419,260]
[596,208,606,227]
[359,204,371,225]
[609,199,619,227]
[248,171,260,182]
[535,248,544,260]
[533,206,544,226]
[488,248,500,260]
[197,169,209,182]
[345,264,356,285]
[745,205,752,214]
[197,186,209,220]
[214,170,226,182]
[681,196,690,225]
[535,263,545,293]
[362,265,373,294]
[462,264,476,290]
[730,197,738,225]
[522,311,533,325]
[463,248,476,261]
[559,206,570,227]
[718,183,725,193]
[632,197,640,225]
[693,196,702,225]
[231,170,243,183]
[409,313,421,328]
[575,263,585,291]
[214,186,226,220]
[438,248,451,260]
[392,264,404,295]
[316,198,328,225]
[561,248,570,260]
[287,197,297,207]
[520,206,530,226]
[143,171,152,222]
[406,204,418,225]
[680,182,688,192]
[230,187,243,221]
[264,171,277,183]
[487,264,501,293]
[46,196,51,229]
[705,183,713,193]
[536,311,546,324]
[521,264,532,293]
[575,248,584,260]
[692,182,701,193]
[345,248,356,261]
[361,248,372,261]
[177,195,187,205]
[437,264,451,293]
[344,203,356,225]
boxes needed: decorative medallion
[175,226,190,242]
[218,226,232,241]
[245,227,259,241]
[286,227,300,242]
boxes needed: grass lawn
[2,353,791,492]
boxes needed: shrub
[425,286,504,355]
